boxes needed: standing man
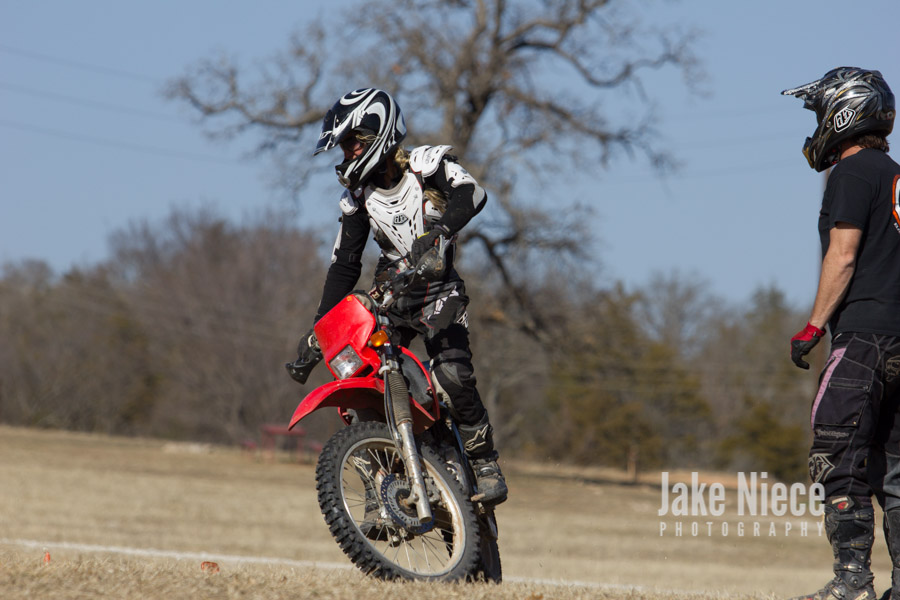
[783,67,898,600]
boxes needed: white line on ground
[0,538,352,571]
[1,537,703,595]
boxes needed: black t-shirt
[818,148,900,336]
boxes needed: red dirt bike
[287,259,502,582]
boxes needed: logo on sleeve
[891,175,900,234]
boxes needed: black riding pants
[809,332,900,510]
[389,277,487,427]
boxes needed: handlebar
[375,266,416,310]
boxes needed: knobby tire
[315,421,480,581]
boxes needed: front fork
[396,417,433,524]
[378,315,433,525]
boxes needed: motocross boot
[882,508,900,600]
[790,496,877,600]
[457,415,508,505]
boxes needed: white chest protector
[363,172,427,258]
[358,145,451,259]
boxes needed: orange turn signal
[369,330,390,348]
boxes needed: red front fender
[288,376,437,433]
[289,377,384,430]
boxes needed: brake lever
[390,267,416,295]
[377,266,416,310]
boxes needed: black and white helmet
[314,88,407,189]
[782,67,895,171]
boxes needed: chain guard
[380,474,434,534]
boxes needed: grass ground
[0,425,892,599]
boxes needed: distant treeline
[0,208,815,481]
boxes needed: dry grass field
[0,425,893,599]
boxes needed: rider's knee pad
[431,358,484,425]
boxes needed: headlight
[330,345,364,379]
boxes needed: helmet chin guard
[315,88,407,188]
[782,67,895,171]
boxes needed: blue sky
[1,1,899,308]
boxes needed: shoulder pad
[339,189,361,215]
[409,145,454,177]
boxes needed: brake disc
[379,474,434,534]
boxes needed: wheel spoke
[417,530,449,559]
[420,536,434,571]
[401,537,414,570]
[341,478,367,502]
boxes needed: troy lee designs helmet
[314,88,407,189]
[782,67,895,171]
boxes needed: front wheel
[316,422,480,580]
[476,515,502,582]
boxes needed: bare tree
[166,0,702,340]
[104,208,330,442]
[634,270,726,360]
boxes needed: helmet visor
[314,108,354,156]
[783,80,827,117]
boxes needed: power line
[0,43,158,84]
[680,132,794,149]
[0,44,801,185]
[664,105,787,122]
[0,81,181,122]
[0,46,242,165]
[0,119,240,165]
[595,159,792,186]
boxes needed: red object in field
[42,551,51,565]
[259,423,322,463]
[200,561,220,573]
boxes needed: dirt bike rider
[286,88,508,505]
[783,67,898,600]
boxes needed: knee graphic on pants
[431,353,485,426]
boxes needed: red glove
[790,322,826,370]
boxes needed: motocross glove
[790,322,826,370]
[285,328,323,384]
[410,225,450,264]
